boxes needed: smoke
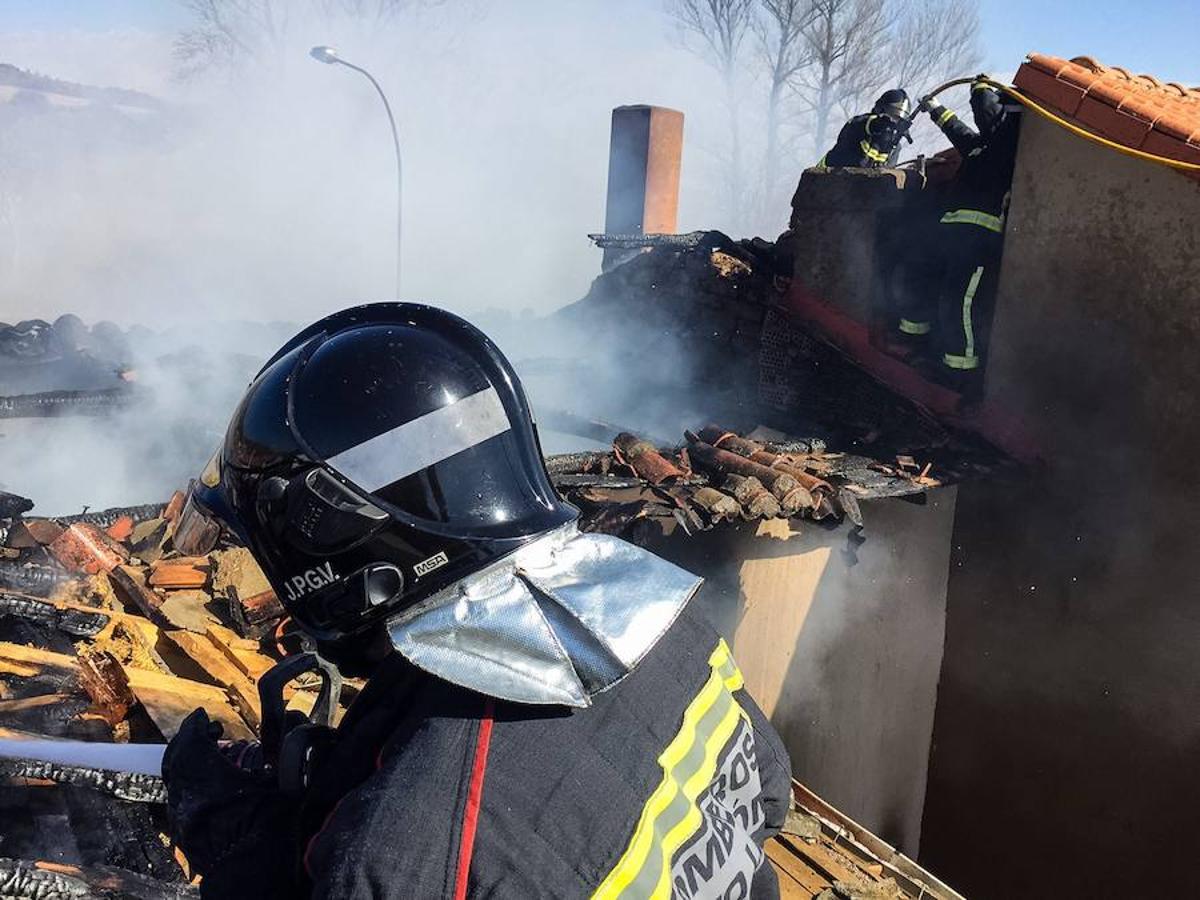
[0,2,769,513]
[0,2,740,327]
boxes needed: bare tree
[752,0,816,210]
[790,0,891,155]
[174,0,423,75]
[667,0,756,228]
[886,0,980,95]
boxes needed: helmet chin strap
[385,523,702,707]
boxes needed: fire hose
[906,74,1200,173]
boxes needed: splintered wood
[0,503,292,753]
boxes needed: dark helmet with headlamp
[176,303,577,659]
[872,88,911,121]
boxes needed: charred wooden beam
[107,567,172,631]
[56,503,167,529]
[0,563,66,598]
[0,858,193,899]
[78,650,136,727]
[0,757,165,803]
[0,387,134,419]
[0,593,108,638]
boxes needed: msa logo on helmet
[413,551,449,578]
[282,562,338,603]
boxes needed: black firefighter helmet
[873,88,911,121]
[176,303,577,656]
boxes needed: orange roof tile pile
[1014,53,1200,171]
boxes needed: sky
[4,0,1198,86]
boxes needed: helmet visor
[174,487,224,557]
[319,386,569,538]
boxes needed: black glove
[918,95,934,113]
[162,708,297,878]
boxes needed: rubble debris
[724,475,782,519]
[47,524,128,575]
[147,561,208,590]
[613,432,686,484]
[0,562,66,597]
[0,491,34,519]
[107,566,171,631]
[77,650,135,727]
[128,518,171,565]
[0,859,193,900]
[0,757,165,803]
[686,439,815,515]
[0,594,108,638]
[0,387,134,419]
[58,504,168,530]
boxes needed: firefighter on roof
[817,89,912,169]
[892,79,1022,386]
[161,303,793,899]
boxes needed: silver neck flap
[385,523,702,707]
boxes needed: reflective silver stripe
[940,209,1004,232]
[327,387,511,491]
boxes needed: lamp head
[310,46,339,65]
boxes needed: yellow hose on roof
[919,76,1200,173]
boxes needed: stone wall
[920,112,1200,897]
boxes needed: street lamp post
[310,45,403,299]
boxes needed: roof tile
[1016,52,1200,171]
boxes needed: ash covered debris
[549,422,964,542]
[538,230,1006,476]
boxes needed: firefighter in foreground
[891,78,1022,388]
[162,303,793,898]
[817,88,912,169]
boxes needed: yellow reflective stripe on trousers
[898,318,931,335]
[940,209,1004,232]
[592,640,748,900]
[942,265,984,371]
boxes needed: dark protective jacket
[204,601,794,899]
[818,114,902,169]
[926,87,1021,218]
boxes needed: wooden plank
[0,641,253,741]
[780,835,872,889]
[205,625,274,680]
[0,693,72,714]
[766,838,828,897]
[132,682,253,742]
[108,566,172,631]
[164,632,261,730]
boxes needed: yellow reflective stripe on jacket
[940,209,1004,232]
[592,640,748,900]
[859,139,889,163]
[899,318,931,335]
[937,108,956,127]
